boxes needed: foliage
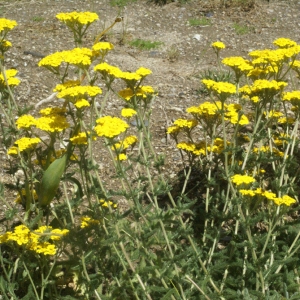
[129,38,163,50]
[1,13,300,300]
[233,22,252,35]
[188,17,211,26]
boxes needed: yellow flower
[53,80,81,92]
[113,135,138,151]
[57,85,102,100]
[239,189,256,197]
[222,56,253,73]
[95,116,129,138]
[177,142,196,153]
[136,67,152,77]
[0,39,12,52]
[13,137,41,152]
[56,11,99,25]
[36,115,70,132]
[7,146,18,156]
[94,62,123,78]
[118,88,134,100]
[121,108,137,118]
[70,132,95,145]
[80,216,100,228]
[273,195,297,206]
[231,174,255,186]
[211,41,225,50]
[39,107,67,116]
[273,38,297,48]
[93,42,114,51]
[75,99,90,108]
[167,125,181,136]
[116,153,127,161]
[173,118,198,129]
[16,115,36,129]
[0,69,20,87]
[100,199,118,209]
[0,18,17,33]
[202,79,236,99]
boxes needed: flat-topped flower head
[273,38,297,49]
[53,80,81,92]
[36,115,70,133]
[212,41,225,50]
[231,174,256,186]
[39,48,92,71]
[92,42,114,59]
[173,118,198,130]
[16,115,36,129]
[57,85,102,101]
[13,137,41,152]
[39,107,67,116]
[94,62,123,79]
[95,116,129,139]
[239,79,287,98]
[202,79,236,101]
[121,108,137,118]
[0,69,20,87]
[136,67,152,77]
[70,132,94,145]
[56,11,98,25]
[0,39,12,53]
[0,18,17,36]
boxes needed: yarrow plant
[1,11,300,300]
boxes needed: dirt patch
[1,0,300,208]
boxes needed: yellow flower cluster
[113,135,138,151]
[211,41,225,50]
[0,39,12,53]
[240,188,296,207]
[121,108,137,118]
[282,91,300,109]
[202,79,236,98]
[253,145,284,157]
[36,115,70,133]
[53,80,81,92]
[231,174,256,186]
[174,118,198,129]
[0,18,17,33]
[80,216,100,228]
[177,138,229,156]
[0,69,20,87]
[222,56,253,73]
[0,225,69,256]
[94,63,152,83]
[239,79,287,98]
[186,101,248,126]
[119,86,155,101]
[273,38,297,49]
[100,199,118,209]
[16,114,36,129]
[57,85,102,100]
[39,48,93,69]
[70,132,95,145]
[8,137,41,155]
[56,11,98,25]
[95,116,129,139]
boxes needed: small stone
[193,34,202,41]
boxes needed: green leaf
[38,154,67,207]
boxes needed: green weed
[32,16,45,22]
[129,38,163,50]
[189,17,211,26]
[233,22,251,34]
